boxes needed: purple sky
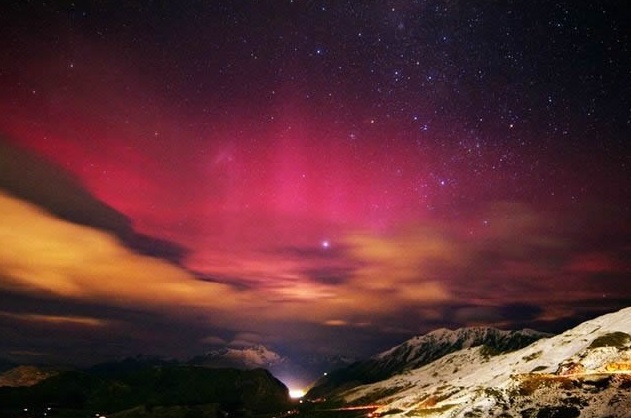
[0,1,629,389]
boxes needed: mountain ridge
[337,306,631,417]
[0,364,291,417]
[307,326,550,399]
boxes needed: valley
[2,307,631,418]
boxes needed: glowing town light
[289,389,305,399]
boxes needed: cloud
[346,226,463,279]
[0,187,455,332]
[340,226,458,304]
[566,252,629,274]
[275,244,347,260]
[0,191,250,313]
[0,311,109,327]
[0,138,188,264]
[304,267,354,285]
[296,201,631,335]
[1,170,628,362]
[200,336,227,346]
[228,332,268,348]
[323,319,348,327]
[449,303,544,328]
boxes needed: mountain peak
[191,344,285,369]
[376,326,550,361]
[307,326,549,399]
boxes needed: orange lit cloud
[0,311,109,327]
[1,187,629,340]
[279,226,460,324]
[0,190,454,328]
[323,319,348,327]
[0,191,251,314]
[343,226,458,301]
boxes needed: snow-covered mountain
[336,307,631,417]
[307,327,549,398]
[190,344,285,369]
[376,326,549,370]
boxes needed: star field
[0,0,629,388]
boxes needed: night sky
[0,1,630,389]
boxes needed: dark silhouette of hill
[0,363,290,417]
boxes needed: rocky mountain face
[0,364,290,418]
[307,327,549,399]
[330,307,631,417]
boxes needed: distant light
[289,389,305,399]
[321,240,330,249]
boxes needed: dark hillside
[0,365,290,417]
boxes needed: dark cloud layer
[0,288,227,366]
[0,138,188,264]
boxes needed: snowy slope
[307,327,548,398]
[374,326,549,369]
[341,307,631,417]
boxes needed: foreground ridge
[307,326,550,399]
[335,307,631,417]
